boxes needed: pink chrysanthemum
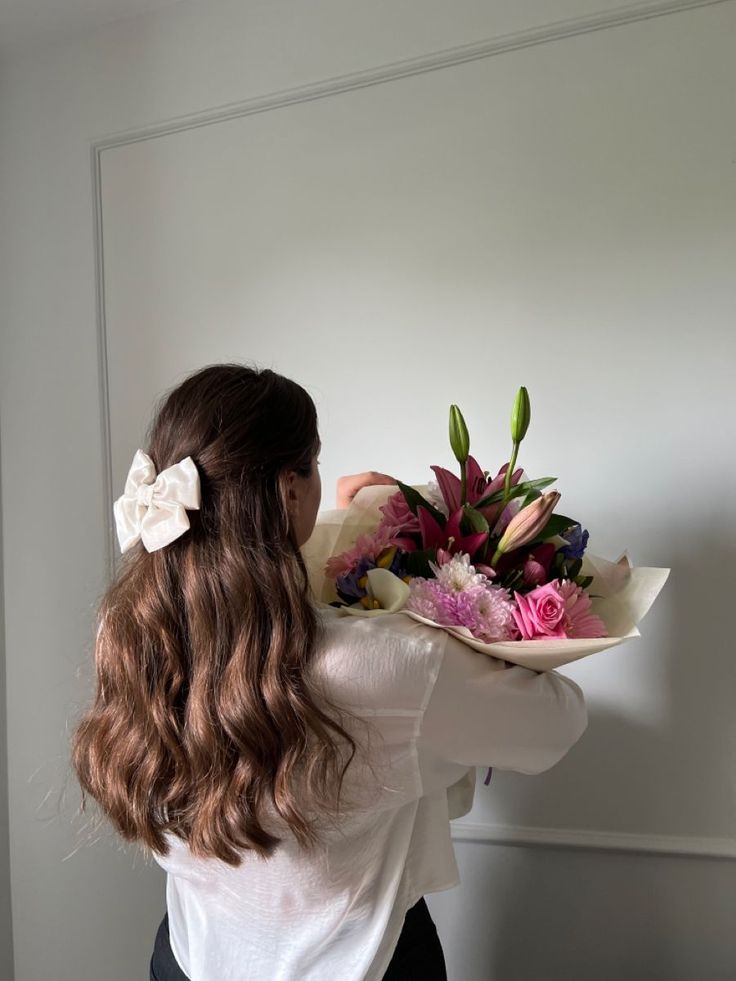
[454,585,520,644]
[404,578,457,623]
[405,552,518,643]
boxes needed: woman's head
[142,362,322,552]
[71,362,352,866]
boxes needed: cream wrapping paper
[301,485,670,672]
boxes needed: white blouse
[152,603,587,981]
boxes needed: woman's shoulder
[311,604,448,713]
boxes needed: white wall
[1,2,735,979]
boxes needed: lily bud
[502,387,531,506]
[449,404,470,464]
[475,563,497,578]
[522,557,547,587]
[511,386,531,443]
[492,491,561,563]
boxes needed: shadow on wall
[429,528,736,981]
[0,422,15,981]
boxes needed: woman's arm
[335,471,396,509]
[419,631,588,775]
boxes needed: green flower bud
[449,404,470,463]
[511,386,531,443]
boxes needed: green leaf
[526,513,576,547]
[474,476,557,510]
[405,548,438,577]
[520,487,543,508]
[550,551,566,576]
[576,575,594,590]
[396,480,446,526]
[460,505,490,535]
[498,568,524,592]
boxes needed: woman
[71,362,587,980]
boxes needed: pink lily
[417,505,488,559]
[431,455,489,512]
[491,491,561,565]
[475,462,525,528]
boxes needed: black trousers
[150,897,447,980]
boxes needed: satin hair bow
[113,449,201,553]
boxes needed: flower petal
[429,465,462,513]
[465,455,488,502]
[417,505,446,549]
[365,567,412,612]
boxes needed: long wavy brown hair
[71,363,355,866]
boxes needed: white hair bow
[113,449,201,553]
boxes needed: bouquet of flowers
[302,389,669,676]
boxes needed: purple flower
[335,555,375,603]
[559,524,589,560]
[405,553,518,643]
[405,578,458,623]
[453,585,518,644]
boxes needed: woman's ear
[280,469,300,519]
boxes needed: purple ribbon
[483,767,493,786]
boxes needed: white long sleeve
[155,608,589,981]
[419,630,588,775]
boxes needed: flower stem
[502,442,519,506]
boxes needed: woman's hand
[336,471,397,509]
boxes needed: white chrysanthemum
[424,479,450,517]
[428,552,489,592]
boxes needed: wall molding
[91,0,732,151]
[91,0,736,861]
[451,821,736,859]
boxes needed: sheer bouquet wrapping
[302,392,670,674]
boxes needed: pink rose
[512,581,567,639]
[378,490,421,534]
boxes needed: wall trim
[92,0,731,151]
[451,821,736,859]
[91,0,736,860]
[91,145,115,580]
